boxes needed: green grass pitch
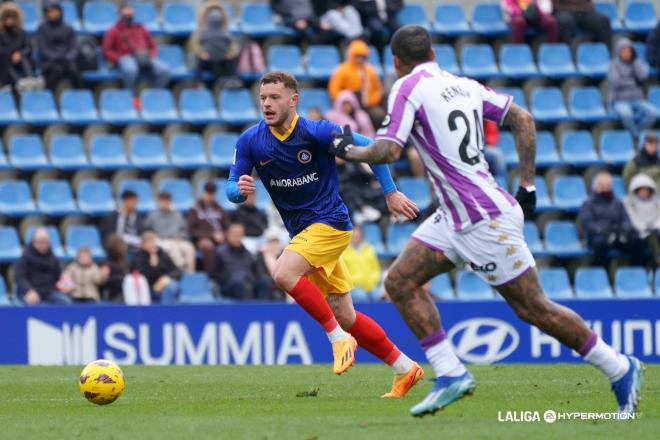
[0,364,657,439]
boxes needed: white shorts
[411,205,536,287]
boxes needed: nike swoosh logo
[259,159,274,166]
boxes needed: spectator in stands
[0,2,41,91]
[60,247,108,303]
[552,0,611,46]
[502,0,559,44]
[100,190,145,252]
[608,38,658,140]
[306,106,323,120]
[647,19,660,76]
[15,227,71,305]
[0,48,11,90]
[326,90,376,138]
[102,3,170,109]
[100,234,129,303]
[578,171,642,267]
[37,0,81,91]
[145,192,196,273]
[484,119,507,178]
[354,0,401,49]
[623,131,660,189]
[328,40,384,126]
[624,173,660,267]
[131,231,181,304]
[231,193,268,238]
[320,1,364,41]
[342,224,380,293]
[187,181,230,274]
[336,157,387,224]
[255,232,285,300]
[271,0,324,43]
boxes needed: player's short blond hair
[260,71,299,93]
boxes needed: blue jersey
[227,115,396,237]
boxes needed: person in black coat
[100,190,145,253]
[647,19,660,77]
[354,0,402,49]
[230,193,268,238]
[131,231,181,304]
[100,234,129,303]
[0,2,37,88]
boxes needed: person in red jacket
[101,3,170,109]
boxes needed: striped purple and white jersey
[377,62,518,232]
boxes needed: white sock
[326,324,349,343]
[425,339,467,377]
[391,352,415,375]
[584,337,630,382]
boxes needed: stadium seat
[523,221,547,256]
[612,175,626,199]
[159,179,194,212]
[0,226,22,263]
[650,86,660,111]
[624,0,657,32]
[455,271,495,300]
[0,90,20,124]
[576,43,610,77]
[170,133,208,169]
[307,45,341,80]
[553,175,588,211]
[298,89,331,118]
[398,177,431,210]
[268,45,305,78]
[434,44,461,75]
[472,2,508,35]
[575,267,613,298]
[600,130,635,165]
[100,89,140,124]
[386,223,417,256]
[50,134,90,170]
[461,44,500,78]
[179,273,215,304]
[89,134,130,169]
[60,89,99,125]
[209,132,239,168]
[253,179,271,211]
[9,135,50,170]
[432,3,471,36]
[498,87,527,111]
[162,2,196,35]
[157,45,191,79]
[0,276,10,306]
[497,132,517,166]
[544,221,588,257]
[535,131,561,168]
[367,45,384,77]
[83,1,117,34]
[66,225,106,260]
[539,268,573,299]
[0,181,36,217]
[62,1,82,31]
[223,2,238,32]
[499,44,538,78]
[560,131,602,167]
[362,223,386,255]
[37,180,78,217]
[351,287,373,303]
[212,178,234,211]
[219,89,258,125]
[430,273,454,300]
[77,179,115,215]
[18,2,38,33]
[25,226,66,259]
[396,3,429,29]
[179,88,218,124]
[0,139,8,170]
[132,1,160,33]
[81,48,118,81]
[537,43,577,78]
[615,267,653,298]
[239,3,279,36]
[129,134,169,169]
[594,0,624,32]
[384,46,394,73]
[20,90,60,125]
[119,179,156,212]
[531,87,569,123]
[140,89,179,124]
[569,87,610,122]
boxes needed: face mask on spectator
[207,9,224,28]
[598,190,614,201]
[121,14,133,25]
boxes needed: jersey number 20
[448,109,484,166]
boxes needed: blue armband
[226,169,246,204]
[353,132,397,195]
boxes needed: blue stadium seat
[49,134,90,170]
[624,1,657,32]
[212,178,234,211]
[37,180,78,217]
[62,1,82,31]
[157,45,191,79]
[83,1,117,35]
[560,131,602,166]
[650,86,660,111]
[553,175,588,211]
[576,43,610,77]
[66,225,106,260]
[499,44,538,78]
[600,130,635,165]
[545,221,588,257]
[536,131,561,168]
[132,1,160,34]
[432,3,471,36]
[0,139,8,170]
[498,87,527,110]
[398,177,431,210]
[179,273,215,304]
[9,135,50,170]
[461,44,500,78]
[60,89,99,125]
[575,267,613,298]
[384,46,394,73]
[209,132,238,168]
[0,91,20,125]
[119,179,156,212]
[0,226,22,263]
[594,0,624,32]
[223,2,238,32]
[179,88,218,124]
[219,89,258,125]
[100,89,140,124]
[524,221,547,256]
[162,2,195,35]
[0,181,36,217]
[18,2,38,33]
[170,133,208,169]
[615,267,653,298]
[307,45,341,80]
[129,134,169,169]
[531,87,569,123]
[540,268,573,298]
[430,273,454,300]
[455,271,495,300]
[434,44,461,75]
[396,3,429,29]
[140,89,179,124]
[268,45,305,77]
[20,90,60,125]
[298,89,331,118]
[612,175,626,199]
[538,43,577,78]
[471,2,508,35]
[569,87,610,122]
[367,45,384,77]
[0,276,11,306]
[81,48,118,81]
[239,3,279,37]
[77,179,115,215]
[89,134,130,169]
[497,131,517,166]
[362,223,386,255]
[386,223,417,256]
[25,226,65,259]
[159,179,194,211]
[253,179,270,211]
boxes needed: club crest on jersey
[297,149,312,164]
[380,113,391,128]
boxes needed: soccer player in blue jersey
[226,71,424,397]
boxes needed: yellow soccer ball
[79,359,125,405]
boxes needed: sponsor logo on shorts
[470,262,497,273]
[487,275,498,283]
[297,149,312,164]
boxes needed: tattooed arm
[502,103,536,187]
[344,139,402,164]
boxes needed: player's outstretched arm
[330,125,402,164]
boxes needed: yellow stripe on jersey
[269,113,299,142]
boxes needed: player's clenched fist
[238,175,256,196]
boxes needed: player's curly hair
[260,71,299,93]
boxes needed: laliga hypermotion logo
[448,318,519,364]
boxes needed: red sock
[348,312,401,365]
[289,276,338,332]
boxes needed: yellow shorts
[286,223,353,296]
